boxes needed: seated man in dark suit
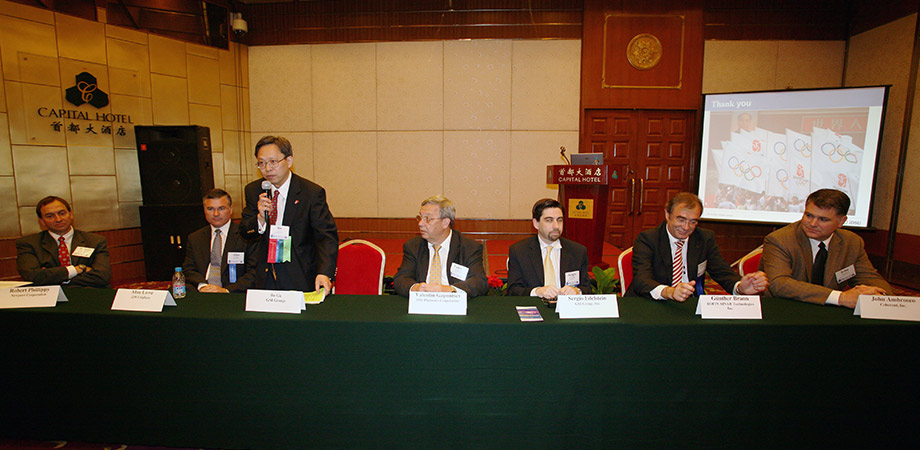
[182,189,258,293]
[394,195,488,298]
[627,192,768,301]
[761,188,892,308]
[16,196,110,288]
[507,198,592,300]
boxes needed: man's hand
[315,274,332,293]
[838,284,888,309]
[559,285,580,296]
[75,264,92,274]
[410,282,454,292]
[257,192,271,226]
[738,271,769,295]
[663,280,696,302]
[535,285,561,300]
[199,284,229,293]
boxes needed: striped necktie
[672,240,685,286]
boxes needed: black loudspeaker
[139,205,208,281]
[135,125,214,206]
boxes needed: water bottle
[172,267,186,299]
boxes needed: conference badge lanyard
[268,225,292,264]
[227,252,245,283]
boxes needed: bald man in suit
[761,189,892,308]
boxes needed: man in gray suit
[16,196,110,288]
[761,189,892,308]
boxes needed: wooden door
[583,109,696,249]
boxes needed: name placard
[111,289,176,312]
[408,291,467,315]
[0,286,68,309]
[856,295,920,322]
[695,295,762,319]
[556,294,619,319]
[246,289,305,314]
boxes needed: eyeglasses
[256,158,286,170]
[416,215,441,224]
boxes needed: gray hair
[421,195,456,228]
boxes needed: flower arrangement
[487,275,507,296]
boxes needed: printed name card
[111,289,176,312]
[856,295,920,322]
[0,286,68,309]
[556,295,619,319]
[408,291,467,315]
[246,289,305,314]
[695,295,762,319]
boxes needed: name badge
[450,263,469,281]
[835,265,856,284]
[695,295,762,319]
[72,246,95,258]
[246,289,304,314]
[111,289,176,312]
[227,252,245,264]
[697,260,707,276]
[269,225,290,240]
[408,291,467,315]
[0,286,68,309]
[565,270,580,286]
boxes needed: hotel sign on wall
[35,71,134,136]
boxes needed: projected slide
[698,87,888,227]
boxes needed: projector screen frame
[694,85,891,229]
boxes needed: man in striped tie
[627,192,768,301]
[16,196,110,288]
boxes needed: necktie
[672,240,685,286]
[813,242,827,286]
[58,236,71,266]
[269,190,279,225]
[428,244,442,284]
[207,229,222,287]
[543,245,556,288]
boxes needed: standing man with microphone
[240,136,339,292]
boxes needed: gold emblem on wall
[626,33,662,70]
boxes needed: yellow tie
[428,244,442,284]
[543,245,556,288]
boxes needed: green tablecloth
[2,288,918,449]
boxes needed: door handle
[638,178,645,214]
[629,177,636,215]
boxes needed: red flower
[487,275,503,288]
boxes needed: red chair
[617,247,633,297]
[737,246,763,276]
[334,239,386,295]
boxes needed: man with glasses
[627,192,768,301]
[393,195,488,298]
[240,136,338,292]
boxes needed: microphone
[261,180,272,225]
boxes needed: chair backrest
[334,239,386,295]
[738,246,763,276]
[617,247,633,297]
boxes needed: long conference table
[2,287,919,449]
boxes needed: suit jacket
[182,222,259,293]
[16,229,111,288]
[760,221,893,304]
[626,222,740,299]
[506,236,592,296]
[393,231,489,298]
[240,173,339,291]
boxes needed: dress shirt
[426,230,452,286]
[199,222,230,289]
[48,228,78,279]
[810,234,839,305]
[257,174,292,234]
[530,235,562,296]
